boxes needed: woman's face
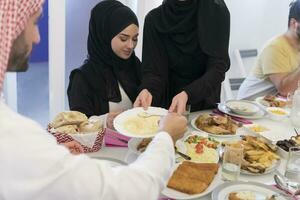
[111,24,139,59]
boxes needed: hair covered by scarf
[0,0,44,91]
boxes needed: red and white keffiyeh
[0,0,43,91]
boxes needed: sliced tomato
[195,143,204,154]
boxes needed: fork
[137,112,166,118]
[174,147,191,160]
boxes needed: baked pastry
[50,111,88,128]
[55,125,78,134]
[167,162,219,194]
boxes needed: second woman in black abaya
[134,0,230,114]
[67,0,141,120]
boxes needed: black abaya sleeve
[67,72,99,117]
[184,1,230,106]
[184,53,230,105]
[139,11,169,107]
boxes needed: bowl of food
[177,134,220,163]
[225,100,260,116]
[48,111,105,153]
[266,107,289,121]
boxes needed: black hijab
[68,0,141,105]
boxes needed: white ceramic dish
[225,100,260,116]
[113,107,168,138]
[162,165,222,200]
[241,159,281,176]
[243,124,270,133]
[255,96,287,108]
[212,181,290,200]
[218,103,266,119]
[176,133,220,163]
[266,107,289,121]
[242,124,278,143]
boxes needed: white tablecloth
[87,110,293,200]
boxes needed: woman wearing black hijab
[134,0,230,114]
[67,0,141,120]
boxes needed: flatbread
[50,111,88,128]
[55,125,78,134]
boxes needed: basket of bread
[48,111,104,153]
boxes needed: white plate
[212,181,290,200]
[190,115,241,138]
[255,96,288,108]
[243,124,270,133]
[113,107,168,138]
[218,103,266,119]
[162,165,223,200]
[176,133,219,163]
[242,124,277,143]
[241,159,281,176]
[225,100,260,116]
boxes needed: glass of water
[285,146,300,194]
[222,143,244,181]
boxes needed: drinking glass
[222,143,244,181]
[285,146,300,194]
[182,104,191,122]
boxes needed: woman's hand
[133,89,152,110]
[106,111,122,129]
[168,91,188,115]
[62,141,84,155]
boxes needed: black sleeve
[185,0,230,105]
[184,54,230,105]
[67,72,96,117]
[139,11,169,106]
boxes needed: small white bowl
[225,100,260,116]
[266,107,289,121]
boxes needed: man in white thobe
[0,1,187,200]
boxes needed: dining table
[87,110,297,200]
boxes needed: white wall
[225,0,291,78]
[66,0,101,84]
[135,0,163,58]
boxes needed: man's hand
[106,111,122,130]
[159,113,187,144]
[133,89,152,110]
[62,141,84,155]
[168,91,188,115]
